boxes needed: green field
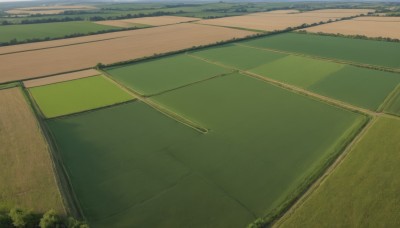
[191,44,287,70]
[384,87,400,116]
[242,33,400,69]
[250,54,400,110]
[0,21,119,43]
[278,117,400,228]
[106,54,231,95]
[29,76,134,118]
[250,55,344,88]
[47,72,366,227]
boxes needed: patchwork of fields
[1,6,400,228]
[0,23,255,83]
[47,72,366,227]
[191,43,400,111]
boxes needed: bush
[40,210,60,228]
[8,208,33,228]
[66,217,89,228]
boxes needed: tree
[66,217,89,228]
[96,63,105,69]
[8,208,33,228]
[39,210,60,228]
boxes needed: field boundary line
[235,43,400,74]
[100,70,209,134]
[145,70,236,97]
[272,116,377,228]
[0,36,128,56]
[0,67,94,85]
[192,21,267,33]
[378,84,400,113]
[19,85,84,219]
[187,53,376,116]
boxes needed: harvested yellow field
[0,23,255,83]
[6,5,96,15]
[95,16,199,28]
[198,9,374,31]
[24,69,100,88]
[303,16,400,39]
[0,87,65,214]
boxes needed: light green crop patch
[250,55,344,88]
[29,75,134,118]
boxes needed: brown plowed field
[198,9,374,32]
[0,87,65,214]
[0,23,254,83]
[95,16,199,28]
[24,69,100,88]
[303,16,400,39]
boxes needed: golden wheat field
[198,9,374,31]
[303,16,400,39]
[0,87,65,214]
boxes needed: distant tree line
[0,208,88,228]
[296,30,400,43]
[0,10,182,25]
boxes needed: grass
[0,21,119,43]
[278,117,400,228]
[242,33,400,69]
[190,44,287,70]
[47,72,366,227]
[384,87,400,116]
[0,87,64,214]
[105,54,231,96]
[29,75,134,118]
[249,53,400,110]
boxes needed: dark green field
[47,72,365,227]
[242,33,400,69]
[0,21,120,44]
[105,54,231,96]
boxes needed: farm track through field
[235,43,400,74]
[101,70,209,133]
[272,116,377,227]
